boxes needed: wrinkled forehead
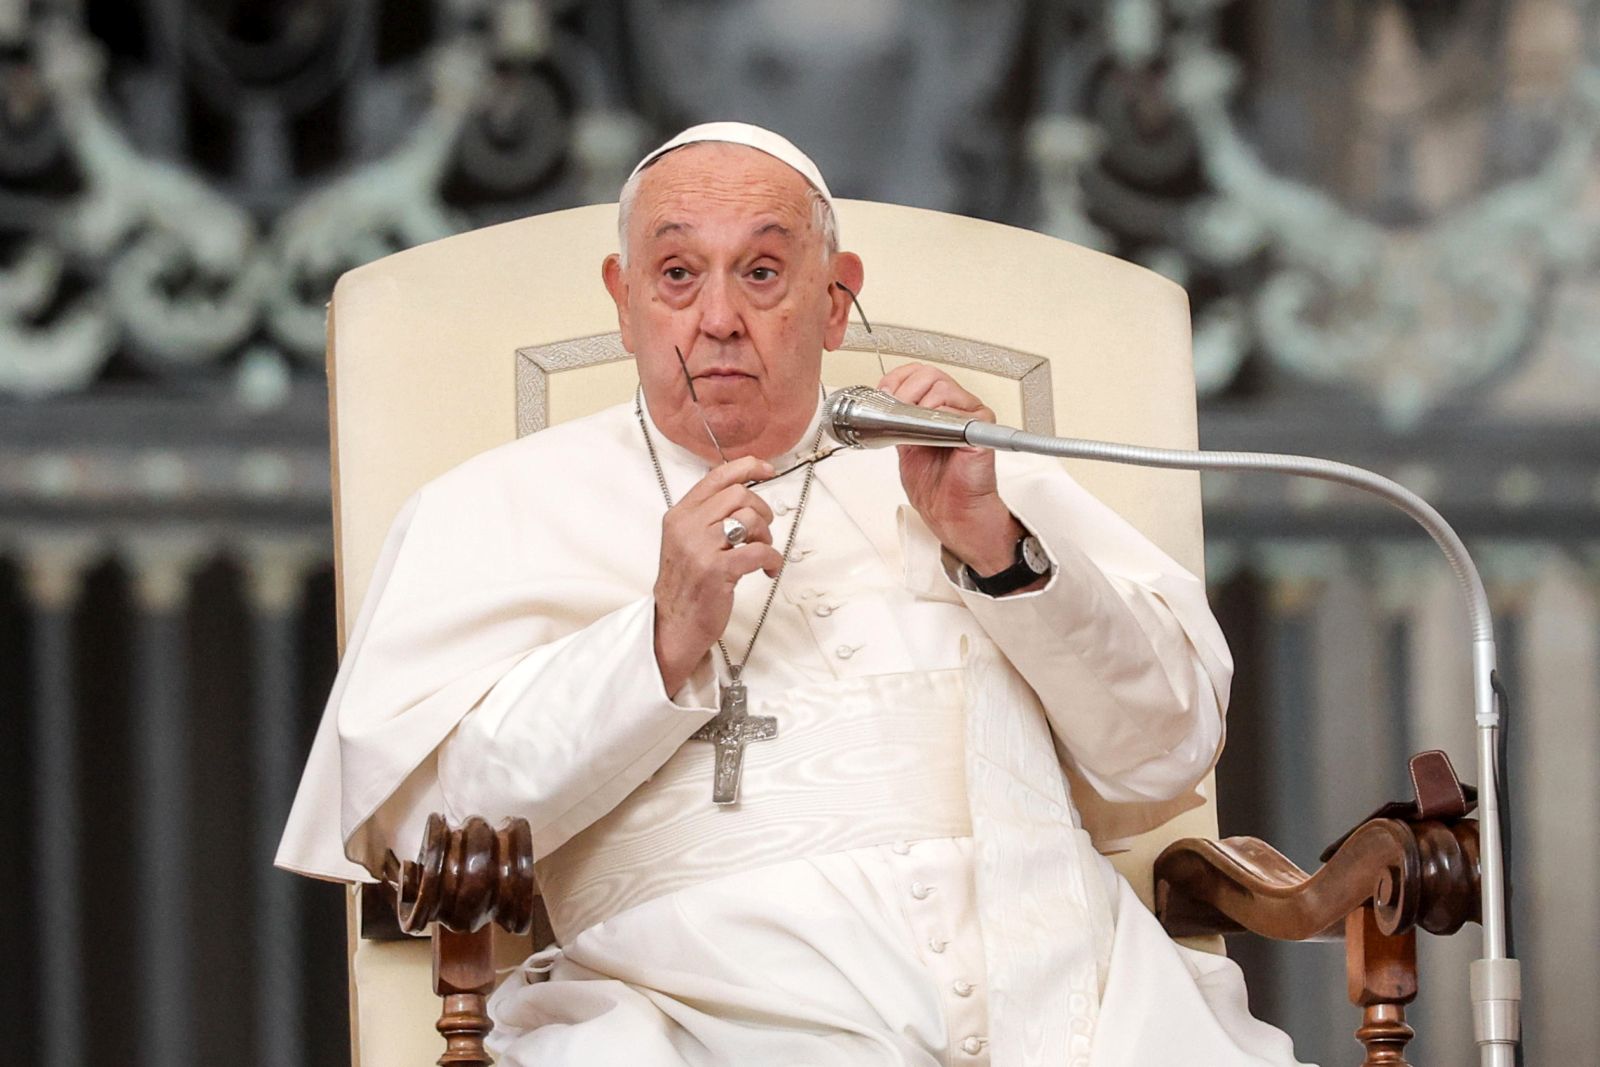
[631,143,820,251]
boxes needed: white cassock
[278,397,1312,1067]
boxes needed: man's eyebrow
[648,220,794,242]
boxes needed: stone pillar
[22,536,98,1067]
[244,541,318,1067]
[1309,546,1407,846]
[1369,544,1438,766]
[1256,542,1337,856]
[1404,551,1477,767]
[127,539,200,1067]
[1254,541,1341,1062]
[1513,550,1600,1062]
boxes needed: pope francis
[278,123,1310,1067]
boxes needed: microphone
[821,385,1075,454]
[823,385,976,448]
[822,384,1519,1066]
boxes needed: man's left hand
[879,363,1024,576]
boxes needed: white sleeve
[905,456,1231,804]
[436,597,718,859]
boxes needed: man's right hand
[653,456,784,695]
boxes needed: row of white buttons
[783,562,864,659]
[890,841,986,1060]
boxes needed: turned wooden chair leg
[1345,906,1418,1066]
[434,924,496,1067]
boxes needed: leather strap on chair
[1320,749,1476,863]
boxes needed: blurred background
[1,1,1596,1064]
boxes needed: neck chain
[634,391,823,684]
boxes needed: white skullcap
[628,121,835,210]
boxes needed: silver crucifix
[690,668,778,804]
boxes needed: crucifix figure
[690,667,778,804]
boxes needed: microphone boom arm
[962,419,1519,1067]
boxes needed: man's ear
[823,252,865,351]
[602,253,634,353]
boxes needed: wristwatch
[965,533,1051,596]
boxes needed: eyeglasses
[762,442,849,482]
[833,281,886,379]
[674,345,730,465]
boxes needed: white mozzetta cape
[278,399,1256,1064]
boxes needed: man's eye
[749,267,777,282]
[663,267,691,282]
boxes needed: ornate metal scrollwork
[1027,0,1600,419]
[0,2,638,400]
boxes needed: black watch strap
[965,534,1050,597]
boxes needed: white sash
[534,670,972,942]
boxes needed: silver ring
[722,516,749,546]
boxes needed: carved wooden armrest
[384,814,538,936]
[1153,750,1480,1066]
[1155,817,1479,942]
[379,814,540,1067]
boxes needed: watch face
[1021,535,1049,574]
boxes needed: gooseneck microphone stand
[826,386,1522,1067]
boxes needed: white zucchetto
[628,121,835,213]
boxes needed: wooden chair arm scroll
[382,814,539,1067]
[1154,751,1480,1067]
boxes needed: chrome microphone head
[823,385,975,448]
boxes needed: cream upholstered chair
[327,200,1218,1065]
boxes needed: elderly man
[279,123,1306,1066]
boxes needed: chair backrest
[328,200,1218,1066]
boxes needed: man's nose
[697,273,744,341]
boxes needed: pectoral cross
[690,667,778,804]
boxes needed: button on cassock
[952,980,975,997]
[961,1036,985,1055]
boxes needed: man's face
[603,142,862,461]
